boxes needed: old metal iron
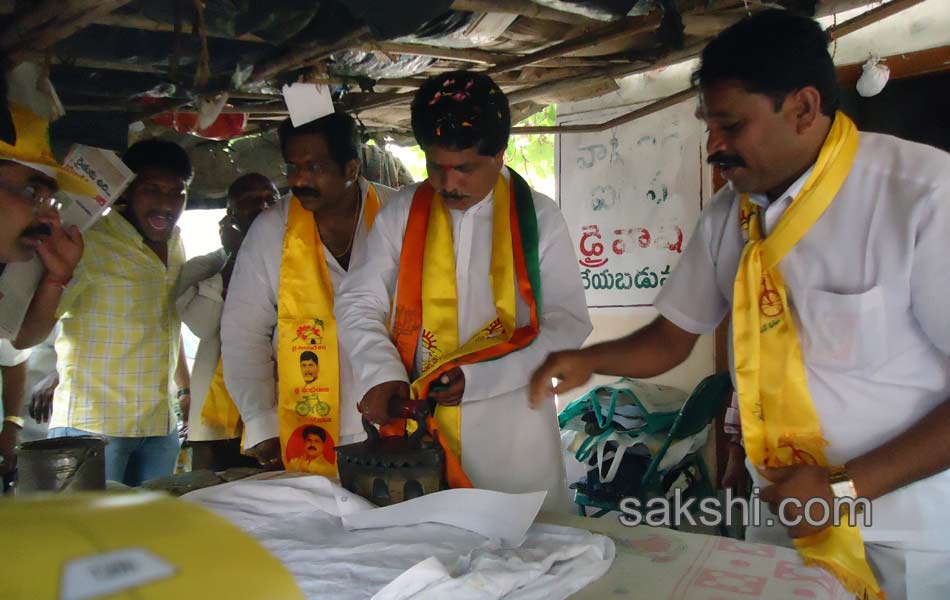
[335,396,446,506]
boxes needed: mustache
[147,209,175,220]
[440,190,467,200]
[708,152,746,169]
[293,186,319,198]
[22,223,52,238]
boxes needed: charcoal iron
[335,396,446,506]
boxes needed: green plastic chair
[572,373,733,534]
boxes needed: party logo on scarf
[758,275,784,318]
[294,318,325,346]
[420,328,443,372]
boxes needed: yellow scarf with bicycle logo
[733,112,881,599]
[276,184,380,475]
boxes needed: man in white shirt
[335,71,591,511]
[529,10,949,600]
[221,113,391,471]
[177,173,277,471]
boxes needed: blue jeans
[48,427,180,487]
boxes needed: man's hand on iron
[427,367,465,406]
[758,464,835,539]
[359,381,409,425]
[528,349,594,408]
[247,436,283,470]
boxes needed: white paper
[60,548,175,600]
[341,488,546,547]
[282,83,335,128]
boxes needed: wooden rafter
[250,26,371,84]
[90,13,269,43]
[485,12,661,75]
[450,0,604,26]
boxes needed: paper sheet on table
[282,83,335,127]
[341,488,546,547]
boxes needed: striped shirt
[50,211,185,437]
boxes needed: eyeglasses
[282,162,328,177]
[0,180,60,213]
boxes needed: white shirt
[176,247,229,441]
[334,168,592,510]
[656,132,950,550]
[221,180,391,449]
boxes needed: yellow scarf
[733,112,881,599]
[277,184,380,475]
[389,170,541,487]
[200,357,242,440]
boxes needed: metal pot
[15,435,107,494]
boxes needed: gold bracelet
[3,415,25,429]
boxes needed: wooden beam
[51,56,165,75]
[368,41,615,69]
[837,44,950,86]
[6,0,133,61]
[826,0,928,40]
[511,87,698,134]
[451,0,603,26]
[91,13,269,43]
[486,13,660,75]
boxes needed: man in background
[177,173,277,471]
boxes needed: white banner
[557,99,708,307]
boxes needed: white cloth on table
[334,168,593,512]
[183,474,614,600]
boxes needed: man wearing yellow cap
[530,11,949,600]
[0,103,94,348]
[335,71,591,511]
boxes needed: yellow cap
[0,103,98,197]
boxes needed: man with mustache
[221,112,391,473]
[176,173,278,471]
[335,71,591,511]
[530,10,949,599]
[45,139,193,487]
[285,425,330,474]
[0,100,96,481]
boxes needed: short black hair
[692,9,840,117]
[227,172,276,204]
[122,139,194,183]
[411,70,511,156]
[300,351,319,364]
[302,425,326,442]
[277,112,359,174]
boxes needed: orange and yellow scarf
[387,169,541,487]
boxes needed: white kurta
[176,247,229,441]
[655,132,950,596]
[221,180,390,449]
[335,168,592,511]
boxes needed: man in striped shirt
[45,140,192,486]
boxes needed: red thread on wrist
[43,275,71,289]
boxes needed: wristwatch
[3,415,25,429]
[828,465,864,514]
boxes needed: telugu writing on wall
[557,100,706,307]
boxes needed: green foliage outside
[386,104,557,198]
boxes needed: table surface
[537,512,851,600]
